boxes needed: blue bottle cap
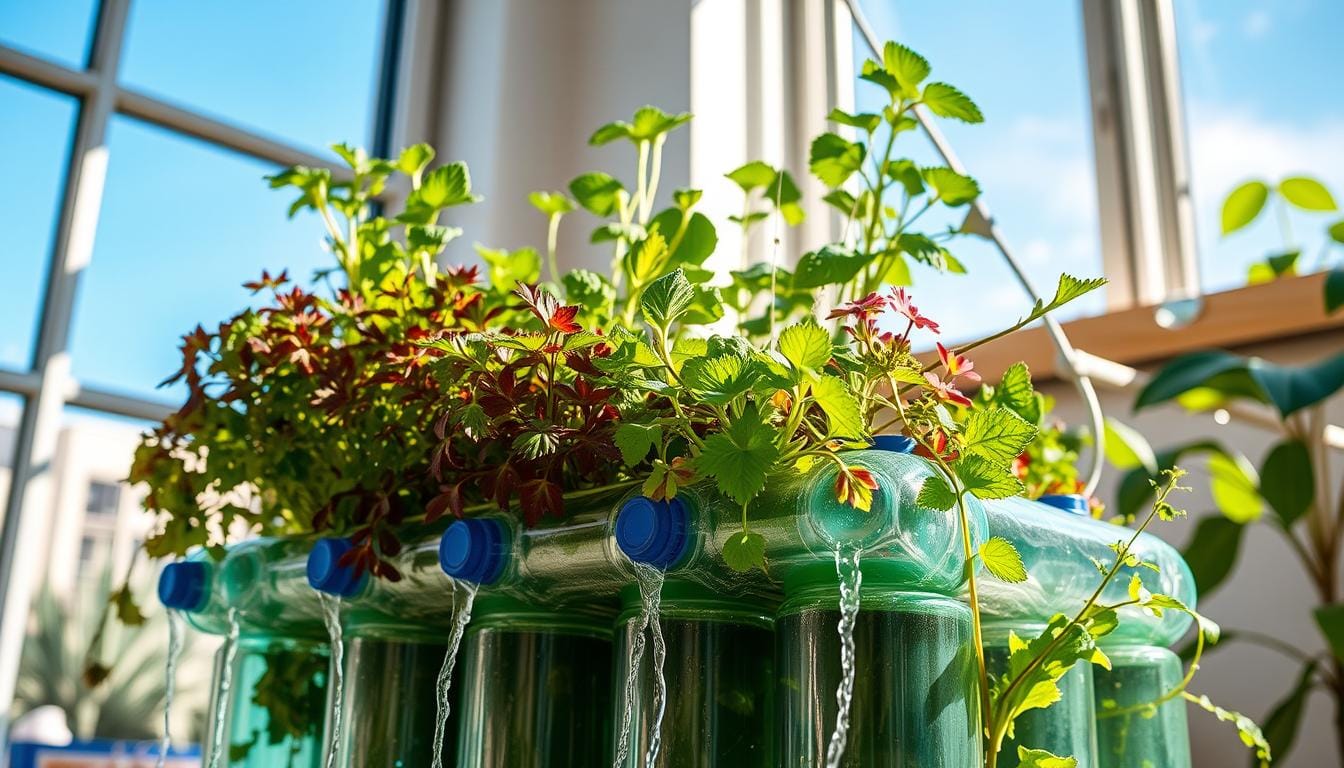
[438,519,507,584]
[1039,494,1090,516]
[871,434,917,454]
[307,538,368,597]
[614,496,690,569]
[158,561,208,611]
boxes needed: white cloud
[1242,10,1272,39]
[1187,105,1344,207]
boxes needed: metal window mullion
[0,0,131,736]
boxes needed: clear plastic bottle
[304,522,458,768]
[978,493,1196,768]
[157,544,329,767]
[614,446,985,766]
[436,488,632,766]
[608,580,777,767]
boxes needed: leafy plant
[1113,327,1344,764]
[1220,175,1343,308]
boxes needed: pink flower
[888,288,940,334]
[827,292,887,320]
[923,371,973,407]
[936,342,980,383]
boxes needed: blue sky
[0,1,1341,400]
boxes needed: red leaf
[548,305,582,334]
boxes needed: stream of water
[613,563,667,768]
[204,608,240,768]
[431,581,479,768]
[824,547,863,768]
[319,593,345,768]
[157,609,185,768]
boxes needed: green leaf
[1181,515,1245,597]
[1260,439,1314,527]
[614,423,661,465]
[1325,269,1344,314]
[1221,181,1269,235]
[793,245,869,289]
[921,82,983,123]
[1331,219,1344,244]
[778,321,833,373]
[683,355,759,405]
[415,162,478,209]
[528,190,575,217]
[922,167,980,206]
[1135,351,1251,411]
[1015,747,1077,768]
[1247,354,1344,417]
[809,133,866,188]
[696,404,781,505]
[110,586,145,626]
[1266,249,1300,277]
[475,244,540,291]
[882,41,930,97]
[1208,450,1263,523]
[396,143,434,177]
[1279,176,1338,212]
[827,108,881,133]
[997,362,1035,414]
[961,407,1036,464]
[886,159,925,197]
[628,105,692,142]
[674,188,702,210]
[569,172,626,217]
[563,269,615,310]
[1260,660,1319,766]
[722,530,767,573]
[1045,273,1108,312]
[955,454,1024,499]
[917,474,957,511]
[640,268,695,330]
[726,161,776,192]
[811,375,866,441]
[980,536,1027,582]
[1316,603,1344,661]
[1103,418,1157,473]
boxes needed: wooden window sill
[944,273,1344,384]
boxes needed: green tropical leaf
[1279,176,1337,212]
[1221,181,1269,234]
[921,82,983,123]
[1181,515,1245,597]
[1260,660,1318,767]
[1135,351,1256,411]
[981,537,1027,582]
[1103,418,1157,473]
[1260,439,1314,527]
[1248,354,1344,417]
[1208,451,1263,523]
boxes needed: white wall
[1046,328,1344,767]
[431,0,692,274]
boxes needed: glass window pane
[1173,1,1344,295]
[0,0,98,69]
[119,0,390,157]
[10,405,217,746]
[0,76,79,371]
[71,116,328,400]
[852,2,1104,343]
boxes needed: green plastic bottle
[978,493,1197,768]
[437,494,632,767]
[614,442,985,766]
[608,580,777,766]
[1093,646,1191,768]
[305,523,459,768]
[158,541,329,767]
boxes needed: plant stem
[546,213,562,284]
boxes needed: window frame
[0,0,417,735]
